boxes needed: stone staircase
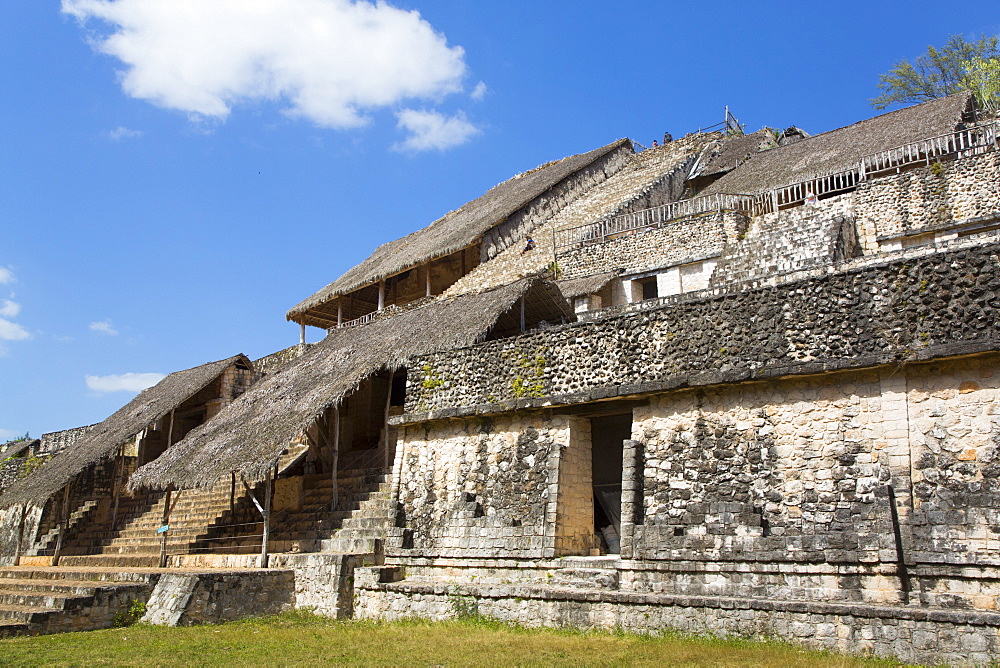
[43,478,259,567]
[30,500,101,556]
[0,566,157,637]
[709,196,856,288]
[196,466,398,555]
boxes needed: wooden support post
[52,484,71,566]
[240,472,273,569]
[520,296,526,333]
[300,321,306,345]
[166,409,175,449]
[425,261,432,297]
[383,371,395,471]
[261,468,273,569]
[110,445,124,532]
[331,406,340,512]
[14,504,28,566]
[378,280,385,311]
[337,301,343,328]
[158,484,178,568]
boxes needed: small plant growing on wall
[16,453,46,480]
[509,351,547,399]
[112,598,147,627]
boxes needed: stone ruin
[2,92,1000,663]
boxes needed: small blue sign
[156,525,169,534]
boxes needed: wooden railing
[554,193,754,250]
[338,310,380,329]
[558,119,1000,251]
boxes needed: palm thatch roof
[0,355,250,509]
[557,272,616,299]
[131,277,571,492]
[286,138,631,324]
[0,439,39,459]
[701,93,974,196]
[688,129,777,182]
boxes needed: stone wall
[556,210,745,281]
[708,196,857,288]
[394,413,565,559]
[38,424,97,457]
[405,241,1000,417]
[269,552,367,618]
[855,152,1000,250]
[0,504,42,566]
[0,459,23,493]
[142,570,294,626]
[354,579,1000,666]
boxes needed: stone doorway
[590,413,631,554]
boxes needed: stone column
[619,439,643,559]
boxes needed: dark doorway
[590,413,631,553]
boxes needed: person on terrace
[521,237,536,255]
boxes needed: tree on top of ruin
[871,34,1000,111]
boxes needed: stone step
[0,619,30,637]
[0,568,156,584]
[0,603,60,624]
[0,589,94,609]
[0,578,105,595]
[340,516,393,530]
[57,555,161,568]
[549,568,620,590]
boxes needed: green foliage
[15,453,46,480]
[509,351,547,399]
[546,260,563,280]
[871,34,1000,109]
[964,56,1000,110]
[929,161,945,177]
[449,595,483,621]
[419,363,444,391]
[112,598,147,627]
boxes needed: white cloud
[393,109,479,152]
[0,300,20,319]
[0,428,22,442]
[109,125,143,140]
[0,267,13,284]
[86,372,165,394]
[0,319,29,341]
[63,0,470,130]
[470,81,487,101]
[89,320,119,335]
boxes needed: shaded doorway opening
[591,413,630,554]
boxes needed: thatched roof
[688,129,776,181]
[557,272,616,299]
[0,355,249,509]
[131,278,571,492]
[0,439,39,459]
[701,93,974,196]
[286,139,631,324]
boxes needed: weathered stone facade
[11,100,1000,664]
[856,152,1000,249]
[557,210,746,281]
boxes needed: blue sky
[2,0,999,439]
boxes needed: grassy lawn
[0,611,908,667]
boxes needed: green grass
[0,611,910,667]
